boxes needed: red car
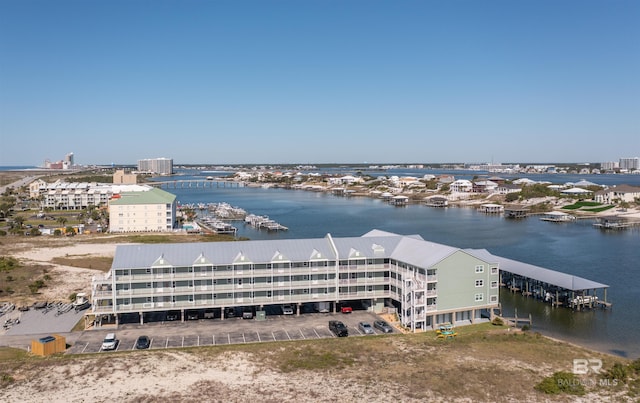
[340,306,352,314]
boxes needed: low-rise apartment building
[108,187,177,233]
[31,180,153,210]
[91,230,501,331]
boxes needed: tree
[13,216,25,228]
[57,216,68,227]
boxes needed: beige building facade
[108,188,177,233]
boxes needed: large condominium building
[91,230,501,331]
[619,157,639,171]
[108,188,177,233]
[137,157,174,175]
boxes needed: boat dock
[593,215,640,230]
[540,211,576,222]
[244,214,288,231]
[197,216,238,235]
[469,249,610,311]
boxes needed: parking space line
[81,342,89,353]
[165,338,169,348]
[228,334,230,344]
[197,335,200,346]
[299,329,305,339]
[272,332,276,341]
[213,335,215,345]
[243,333,246,343]
[284,329,291,340]
[313,329,320,338]
[149,338,154,348]
[257,332,261,342]
[182,336,184,348]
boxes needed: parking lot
[67,311,395,354]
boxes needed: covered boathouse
[469,250,610,310]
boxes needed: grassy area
[0,258,53,303]
[51,255,113,272]
[563,201,604,210]
[583,205,616,213]
[82,233,247,244]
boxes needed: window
[491,281,498,289]
[475,293,484,302]
[491,267,498,275]
[475,279,484,287]
[475,265,484,273]
[490,295,498,303]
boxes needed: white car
[101,333,118,351]
[282,304,294,315]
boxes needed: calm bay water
[159,171,640,359]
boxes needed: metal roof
[109,187,176,205]
[466,249,608,291]
[110,230,608,292]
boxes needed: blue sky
[1,1,638,166]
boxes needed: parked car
[282,304,294,315]
[242,307,254,319]
[166,313,179,321]
[373,320,393,333]
[329,320,348,337]
[186,311,199,320]
[358,322,374,334]
[101,333,118,351]
[340,306,353,314]
[135,335,151,349]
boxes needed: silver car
[358,322,374,334]
[373,320,393,333]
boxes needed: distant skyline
[1,1,638,166]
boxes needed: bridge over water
[149,179,245,189]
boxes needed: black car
[135,335,151,349]
[373,320,393,333]
[329,320,348,337]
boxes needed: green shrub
[0,256,19,272]
[535,371,585,395]
[491,317,504,326]
[603,363,629,383]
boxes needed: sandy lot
[10,242,117,301]
[0,350,419,403]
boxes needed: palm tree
[57,216,68,227]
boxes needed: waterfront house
[594,184,640,204]
[472,180,498,193]
[496,183,521,195]
[449,179,473,193]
